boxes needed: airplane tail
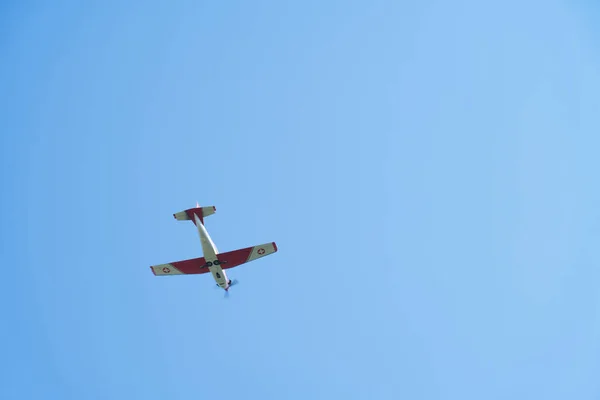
[173,206,216,225]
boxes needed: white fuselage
[194,214,230,290]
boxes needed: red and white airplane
[150,205,278,293]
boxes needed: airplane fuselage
[194,214,231,290]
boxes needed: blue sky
[2,0,600,398]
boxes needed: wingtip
[150,266,157,276]
[272,242,278,252]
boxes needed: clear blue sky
[2,1,600,399]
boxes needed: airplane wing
[150,256,209,276]
[150,242,277,276]
[217,242,278,270]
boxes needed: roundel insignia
[163,267,171,273]
[257,248,266,255]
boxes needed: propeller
[223,279,239,298]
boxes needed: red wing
[150,257,209,276]
[150,241,277,276]
[217,242,278,270]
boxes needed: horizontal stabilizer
[173,206,216,225]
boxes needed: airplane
[150,205,278,294]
